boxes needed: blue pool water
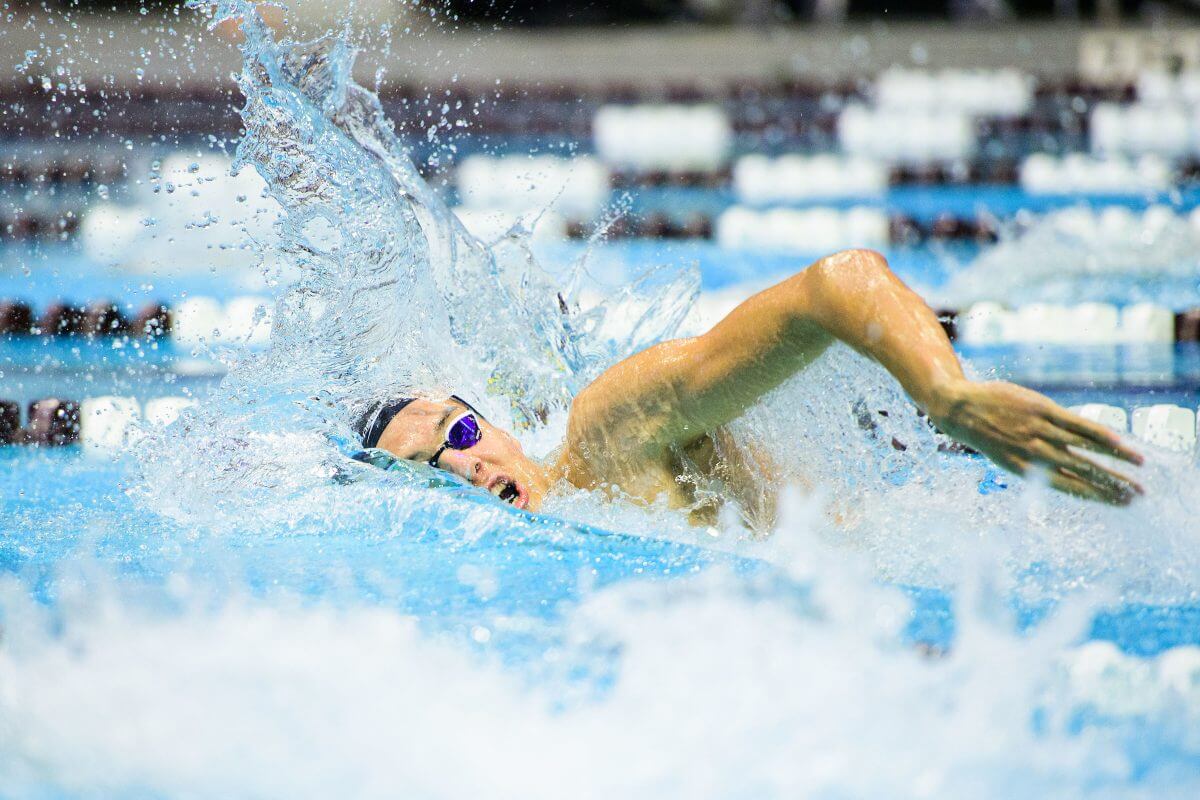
[3,329,1200,796]
[3,4,1200,798]
[6,443,1200,658]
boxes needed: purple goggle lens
[428,412,482,467]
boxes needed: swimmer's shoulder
[564,382,675,468]
[556,388,678,499]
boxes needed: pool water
[2,4,1200,798]
[3,330,1200,797]
[3,438,1200,798]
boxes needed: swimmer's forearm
[793,249,966,417]
[794,250,1145,505]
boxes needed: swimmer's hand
[929,379,1145,505]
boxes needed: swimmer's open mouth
[487,475,527,509]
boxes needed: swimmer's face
[375,397,548,511]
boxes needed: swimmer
[355,249,1144,521]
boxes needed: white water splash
[0,493,1197,799]
[939,206,1200,307]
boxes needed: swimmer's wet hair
[355,398,416,449]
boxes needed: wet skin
[375,399,551,511]
[375,249,1145,518]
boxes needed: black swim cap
[355,397,417,449]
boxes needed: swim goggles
[428,404,482,467]
[358,394,484,465]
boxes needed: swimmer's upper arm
[571,248,965,452]
[660,260,836,437]
[678,247,969,435]
[569,254,839,451]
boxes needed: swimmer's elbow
[808,248,891,289]
[799,248,894,311]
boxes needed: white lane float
[80,151,282,276]
[52,390,1200,458]
[79,396,141,453]
[1019,153,1173,194]
[1073,303,1124,344]
[715,206,888,252]
[1091,102,1196,158]
[1069,403,1129,432]
[593,104,732,172]
[733,154,888,202]
[957,301,1177,345]
[838,105,976,163]
[1011,303,1074,344]
[173,297,226,348]
[956,301,1013,345]
[143,397,198,429]
[1131,405,1198,452]
[873,68,1033,116]
[222,295,273,347]
[172,296,276,348]
[1137,70,1200,107]
[1119,302,1176,344]
[455,154,609,220]
[79,203,144,266]
[76,395,199,451]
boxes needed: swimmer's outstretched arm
[570,248,1143,505]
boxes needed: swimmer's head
[355,396,548,511]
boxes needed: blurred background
[8,6,1200,792]
[3,0,1200,432]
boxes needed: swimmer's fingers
[1046,466,1114,505]
[985,449,1028,478]
[1035,420,1138,467]
[1029,439,1142,505]
[1040,407,1145,466]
